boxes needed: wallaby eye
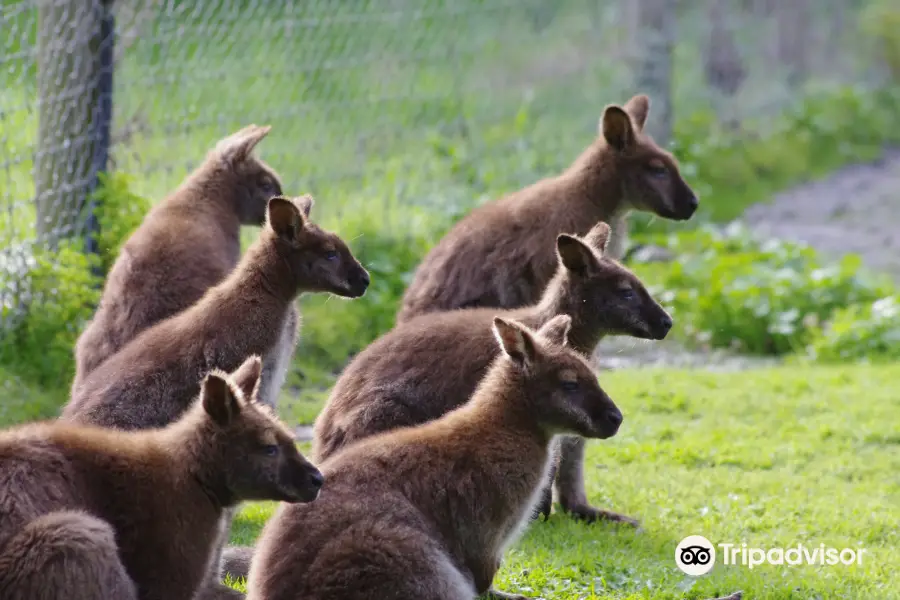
[325,250,339,261]
[561,380,579,392]
[619,288,636,301]
[259,178,277,194]
[646,162,667,177]
[262,445,279,456]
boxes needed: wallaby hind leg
[220,545,255,582]
[0,511,137,600]
[554,435,639,526]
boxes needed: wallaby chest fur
[72,125,283,395]
[247,316,623,600]
[62,195,369,432]
[397,94,698,323]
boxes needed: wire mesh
[0,0,889,422]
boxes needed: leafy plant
[88,171,153,273]
[0,173,151,387]
[0,239,101,386]
[808,295,900,362]
[631,224,895,355]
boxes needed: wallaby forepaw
[563,503,640,527]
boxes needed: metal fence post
[84,1,116,264]
[34,0,113,248]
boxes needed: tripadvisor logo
[675,535,868,575]
[675,535,716,576]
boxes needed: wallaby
[245,315,625,600]
[72,124,284,400]
[62,194,369,432]
[397,93,698,323]
[62,195,366,598]
[0,357,323,600]
[315,221,665,522]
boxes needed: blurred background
[1,0,899,423]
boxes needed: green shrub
[89,172,153,273]
[808,295,900,362]
[631,224,895,355]
[0,239,101,386]
[0,173,151,387]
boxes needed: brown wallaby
[245,315,624,600]
[313,221,665,524]
[72,125,283,397]
[397,93,698,323]
[62,194,369,432]
[0,357,323,600]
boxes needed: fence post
[635,0,676,146]
[84,1,116,262]
[34,0,114,248]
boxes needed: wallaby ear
[623,94,650,131]
[600,105,635,151]
[215,124,271,165]
[583,222,611,255]
[538,314,572,347]
[492,317,538,368]
[202,372,242,427]
[267,196,306,240]
[294,194,315,219]
[557,234,601,276]
[230,355,263,403]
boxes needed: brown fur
[310,221,664,526]
[246,316,623,600]
[397,93,698,323]
[72,125,284,397]
[61,194,369,432]
[0,359,322,600]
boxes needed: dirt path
[743,148,900,281]
[596,147,900,371]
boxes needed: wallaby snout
[663,185,699,221]
[585,388,624,439]
[647,309,674,340]
[279,454,325,503]
[344,264,370,298]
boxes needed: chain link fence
[0,0,890,421]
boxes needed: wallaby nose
[308,468,324,490]
[659,314,673,332]
[689,195,699,211]
[606,409,623,431]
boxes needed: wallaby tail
[0,510,137,600]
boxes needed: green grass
[227,365,900,599]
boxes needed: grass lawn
[227,364,900,599]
